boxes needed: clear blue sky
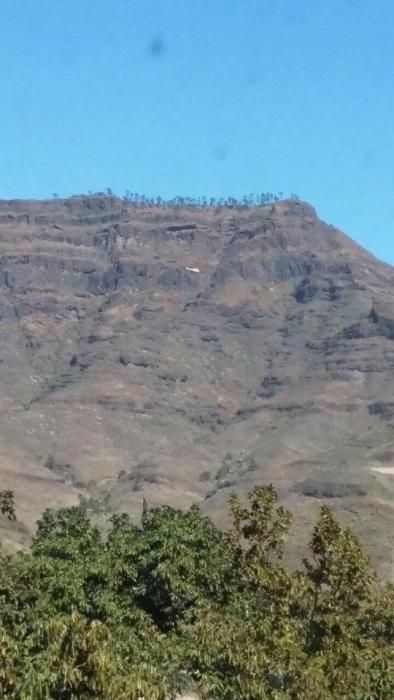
[0,0,393,263]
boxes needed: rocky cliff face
[0,196,393,574]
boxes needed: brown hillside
[0,196,393,575]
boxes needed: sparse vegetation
[0,484,393,698]
[43,455,75,483]
[0,489,15,520]
[214,451,258,490]
[78,492,112,516]
[198,470,212,482]
[64,190,297,208]
[120,191,289,208]
[294,479,368,499]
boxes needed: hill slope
[0,196,393,574]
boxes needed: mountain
[0,195,393,575]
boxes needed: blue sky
[0,0,393,263]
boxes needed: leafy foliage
[0,490,15,520]
[0,485,392,698]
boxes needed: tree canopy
[0,485,393,698]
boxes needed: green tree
[0,484,393,699]
[134,503,236,629]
